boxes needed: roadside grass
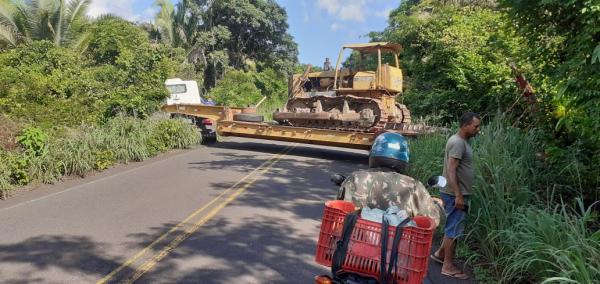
[407,133,446,188]
[408,117,600,283]
[0,116,199,198]
[497,200,600,283]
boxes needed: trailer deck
[161,104,418,150]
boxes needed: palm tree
[0,0,90,48]
[154,0,199,49]
[154,0,212,64]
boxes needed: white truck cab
[165,78,202,105]
[164,78,217,142]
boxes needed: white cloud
[375,8,392,19]
[330,22,342,31]
[315,0,372,22]
[316,0,340,15]
[338,4,365,22]
[301,0,310,23]
[87,0,146,22]
[143,7,159,21]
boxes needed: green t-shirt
[441,134,473,196]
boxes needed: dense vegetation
[0,0,598,282]
[374,0,599,203]
[394,0,599,282]
[0,0,297,197]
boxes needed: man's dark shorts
[440,192,469,239]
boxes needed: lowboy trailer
[161,104,418,150]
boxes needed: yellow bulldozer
[273,42,411,133]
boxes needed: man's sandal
[430,254,444,264]
[441,270,470,280]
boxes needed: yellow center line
[97,143,296,284]
[122,143,297,283]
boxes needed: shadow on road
[127,144,363,282]
[131,216,325,283]
[0,235,133,283]
[207,140,369,163]
[0,142,475,283]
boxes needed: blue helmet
[369,132,409,173]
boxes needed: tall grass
[467,118,539,267]
[99,117,152,162]
[28,145,62,184]
[404,117,600,282]
[1,116,200,197]
[497,199,600,283]
[466,119,600,283]
[407,133,447,185]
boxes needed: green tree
[208,69,261,107]
[150,0,297,91]
[0,17,184,125]
[372,1,528,122]
[153,0,203,57]
[206,0,298,73]
[0,0,90,48]
[84,17,183,118]
[0,40,94,125]
[501,0,600,201]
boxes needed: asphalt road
[0,137,475,283]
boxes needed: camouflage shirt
[341,169,443,226]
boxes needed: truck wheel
[233,113,264,122]
[200,131,217,144]
[201,135,217,144]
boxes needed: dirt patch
[0,115,21,151]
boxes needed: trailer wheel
[233,113,264,122]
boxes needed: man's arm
[446,157,465,210]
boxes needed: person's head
[369,132,409,174]
[459,112,481,139]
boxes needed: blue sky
[87,0,401,66]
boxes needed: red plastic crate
[315,200,435,283]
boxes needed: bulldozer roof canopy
[342,42,402,54]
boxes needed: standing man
[431,112,480,280]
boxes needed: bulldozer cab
[289,42,403,98]
[333,42,403,93]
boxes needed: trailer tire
[233,113,264,122]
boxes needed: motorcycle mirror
[330,174,346,186]
[427,175,447,188]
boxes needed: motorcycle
[313,174,446,284]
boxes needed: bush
[93,150,116,171]
[2,150,30,186]
[152,118,200,150]
[28,146,62,184]
[465,118,539,272]
[57,132,96,177]
[0,23,184,126]
[0,151,13,193]
[209,70,262,107]
[17,126,49,156]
